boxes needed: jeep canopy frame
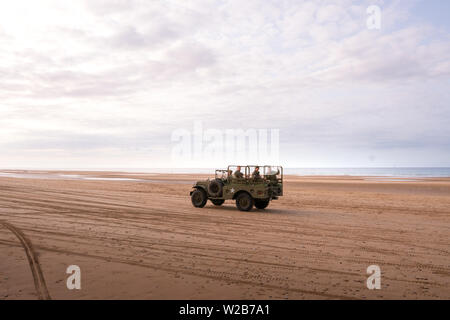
[227,165,283,181]
[263,165,283,184]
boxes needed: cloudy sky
[1,0,449,168]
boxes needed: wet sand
[0,171,449,299]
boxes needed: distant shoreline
[1,168,450,179]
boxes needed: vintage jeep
[190,165,283,211]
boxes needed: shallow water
[284,167,450,177]
[0,171,194,184]
[1,167,449,180]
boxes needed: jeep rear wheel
[255,199,270,209]
[211,199,225,206]
[191,189,207,208]
[236,192,254,211]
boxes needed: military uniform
[234,170,243,179]
[252,170,261,180]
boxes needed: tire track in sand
[0,221,51,300]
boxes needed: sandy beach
[0,171,449,300]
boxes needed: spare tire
[208,179,224,197]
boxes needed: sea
[36,167,450,177]
[1,167,449,178]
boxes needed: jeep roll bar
[226,165,283,181]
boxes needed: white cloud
[0,0,449,168]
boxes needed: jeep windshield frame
[215,169,229,180]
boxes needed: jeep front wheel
[255,199,270,209]
[236,192,254,211]
[191,189,207,208]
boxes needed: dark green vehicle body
[190,165,283,211]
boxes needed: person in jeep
[234,166,244,179]
[252,166,261,180]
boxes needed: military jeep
[190,165,283,211]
